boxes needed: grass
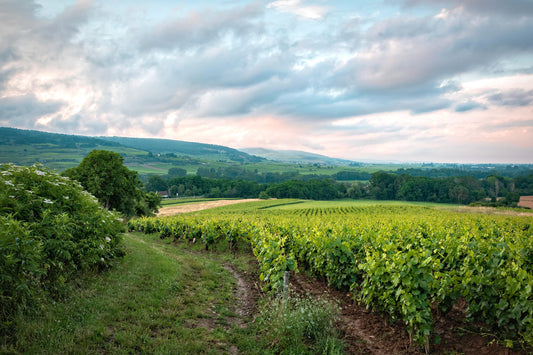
[255,291,344,354]
[3,230,344,354]
[4,232,250,354]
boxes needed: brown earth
[518,196,533,210]
[290,272,531,355]
[157,199,261,216]
[443,205,533,217]
[222,263,531,354]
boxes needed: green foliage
[258,191,270,199]
[64,150,160,217]
[256,292,344,354]
[0,164,125,337]
[0,216,43,329]
[130,202,533,349]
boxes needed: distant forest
[145,169,533,206]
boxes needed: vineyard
[128,200,533,350]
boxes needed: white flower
[43,198,53,204]
[105,237,111,242]
[100,257,105,262]
[99,244,104,250]
[4,181,14,186]
[34,170,46,176]
[64,196,69,200]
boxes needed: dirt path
[157,199,261,216]
[224,264,530,354]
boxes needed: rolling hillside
[241,147,360,165]
[100,136,263,163]
[0,127,263,172]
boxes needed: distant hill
[241,148,360,166]
[100,136,263,163]
[0,127,149,171]
[0,127,120,148]
[0,127,263,173]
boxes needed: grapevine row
[128,205,533,347]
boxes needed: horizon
[4,125,533,166]
[0,1,532,164]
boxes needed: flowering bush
[0,164,125,333]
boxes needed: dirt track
[157,199,261,216]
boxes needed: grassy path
[6,233,259,354]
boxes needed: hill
[0,127,147,171]
[241,147,360,165]
[0,127,263,173]
[100,136,263,163]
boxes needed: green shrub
[256,292,344,354]
[0,216,44,335]
[0,164,125,336]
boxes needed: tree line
[145,169,533,206]
[62,149,533,209]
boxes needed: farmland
[130,199,533,353]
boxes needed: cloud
[0,94,63,127]
[267,0,330,20]
[0,0,531,163]
[487,89,533,107]
[139,2,264,51]
[454,101,486,112]
[337,11,533,92]
[401,0,533,17]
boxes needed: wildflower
[4,180,14,186]
[43,198,53,204]
[34,170,46,176]
[100,257,105,262]
[100,244,104,250]
[105,237,111,242]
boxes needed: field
[519,196,533,209]
[6,198,533,354]
[130,199,533,353]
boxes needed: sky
[0,0,532,163]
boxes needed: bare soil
[222,262,531,354]
[518,196,533,210]
[157,199,261,216]
[288,272,530,354]
[444,205,533,217]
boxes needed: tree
[145,175,167,192]
[64,150,160,217]
[168,167,187,177]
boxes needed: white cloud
[267,0,329,20]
